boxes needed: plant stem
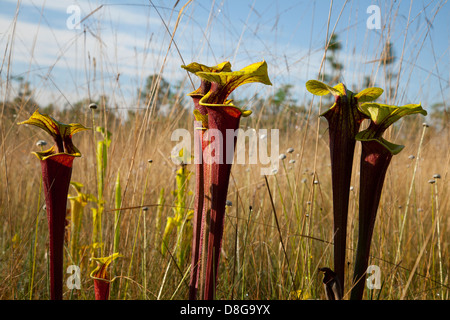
[350,140,392,300]
[264,175,296,295]
[123,162,152,299]
[29,176,43,300]
[433,180,444,300]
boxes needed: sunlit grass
[0,0,448,300]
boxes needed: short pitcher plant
[90,253,121,300]
[306,80,384,297]
[19,110,88,300]
[182,60,272,300]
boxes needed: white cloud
[0,1,195,107]
[1,0,446,109]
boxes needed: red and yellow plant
[90,253,121,300]
[18,110,88,300]
[182,61,232,300]
[182,61,272,299]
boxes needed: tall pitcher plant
[306,80,426,299]
[181,61,232,300]
[182,61,272,300]
[18,110,88,300]
[306,81,383,297]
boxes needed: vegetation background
[0,0,448,300]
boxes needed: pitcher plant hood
[18,109,89,161]
[182,61,232,98]
[18,109,88,300]
[90,253,122,300]
[356,102,427,154]
[198,60,272,113]
[182,61,232,117]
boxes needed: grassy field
[0,0,448,300]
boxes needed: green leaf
[181,61,232,74]
[196,60,272,94]
[96,127,112,199]
[114,171,122,211]
[305,80,342,96]
[355,87,384,103]
[96,126,112,148]
[86,194,98,203]
[356,133,405,155]
[359,102,427,127]
[113,171,122,256]
[161,217,175,255]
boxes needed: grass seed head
[36,140,47,147]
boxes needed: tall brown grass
[0,0,448,300]
[1,104,447,299]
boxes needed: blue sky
[0,0,449,112]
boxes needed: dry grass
[0,0,448,300]
[1,108,447,300]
